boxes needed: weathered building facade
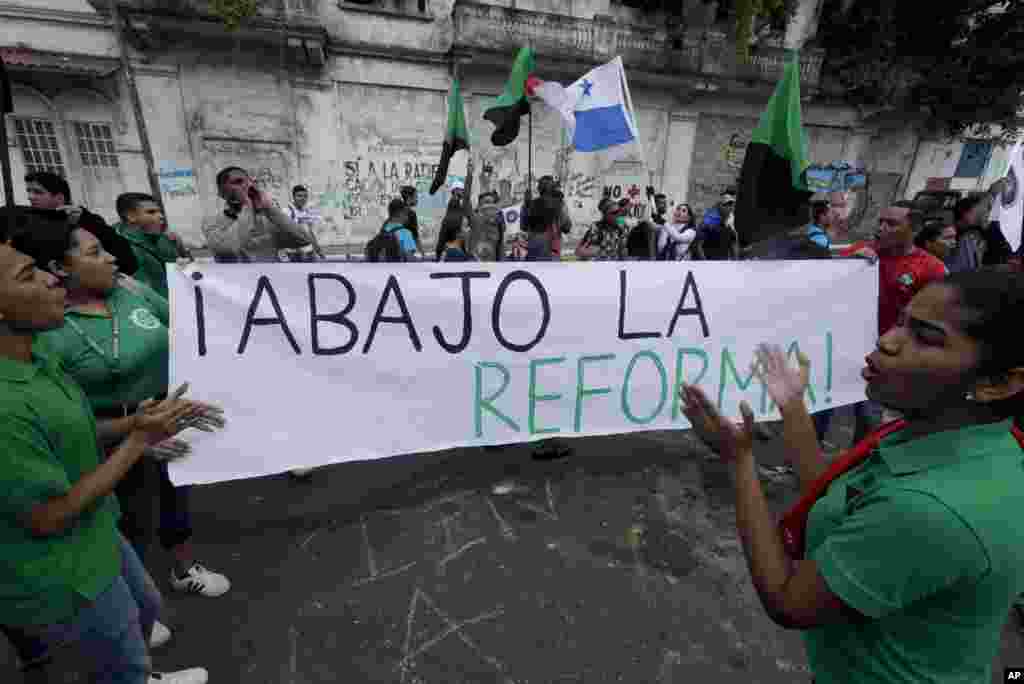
[0,0,980,251]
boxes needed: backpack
[365,226,404,263]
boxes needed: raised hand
[679,383,755,462]
[752,344,810,411]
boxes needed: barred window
[13,118,66,176]
[73,121,119,169]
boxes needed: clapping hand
[147,439,192,462]
[131,383,226,447]
[679,383,755,462]
[752,343,810,411]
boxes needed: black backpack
[365,226,404,263]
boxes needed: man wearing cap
[694,189,739,260]
[576,198,627,260]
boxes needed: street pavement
[4,411,1024,683]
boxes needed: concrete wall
[1,0,927,252]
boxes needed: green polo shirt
[115,222,178,298]
[38,280,169,413]
[804,419,1024,683]
[0,344,121,627]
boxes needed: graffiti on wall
[722,133,749,172]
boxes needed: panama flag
[527,57,639,155]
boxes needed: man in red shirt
[842,202,947,441]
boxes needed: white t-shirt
[657,223,697,260]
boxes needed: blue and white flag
[569,57,638,153]
[529,57,640,156]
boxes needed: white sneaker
[170,562,231,597]
[150,620,172,649]
[149,668,208,684]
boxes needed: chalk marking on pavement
[298,529,320,551]
[361,519,378,577]
[288,625,298,684]
[545,479,559,520]
[397,588,512,682]
[658,649,682,683]
[485,496,517,541]
[441,515,457,555]
[351,560,417,587]
[437,537,487,571]
[516,501,559,521]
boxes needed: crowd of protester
[1,164,1023,684]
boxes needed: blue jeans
[4,533,162,683]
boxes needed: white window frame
[12,117,67,177]
[72,120,119,169]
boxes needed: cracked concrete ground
[4,412,1024,683]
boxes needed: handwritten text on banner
[168,261,878,485]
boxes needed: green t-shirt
[804,419,1024,683]
[39,280,170,413]
[115,222,179,299]
[0,344,121,627]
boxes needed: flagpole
[528,108,533,198]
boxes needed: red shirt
[842,241,948,336]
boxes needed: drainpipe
[109,0,187,255]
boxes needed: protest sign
[168,261,878,485]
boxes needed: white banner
[168,261,878,485]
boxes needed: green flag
[735,50,813,247]
[483,47,535,147]
[430,78,470,195]
[751,50,810,191]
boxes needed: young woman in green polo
[0,214,215,683]
[679,269,1024,683]
[33,225,232,637]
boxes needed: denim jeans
[4,533,162,684]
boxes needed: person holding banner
[0,220,214,683]
[680,270,1024,684]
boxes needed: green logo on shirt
[130,308,161,330]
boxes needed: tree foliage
[818,0,1024,141]
[208,0,259,30]
[620,0,797,62]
